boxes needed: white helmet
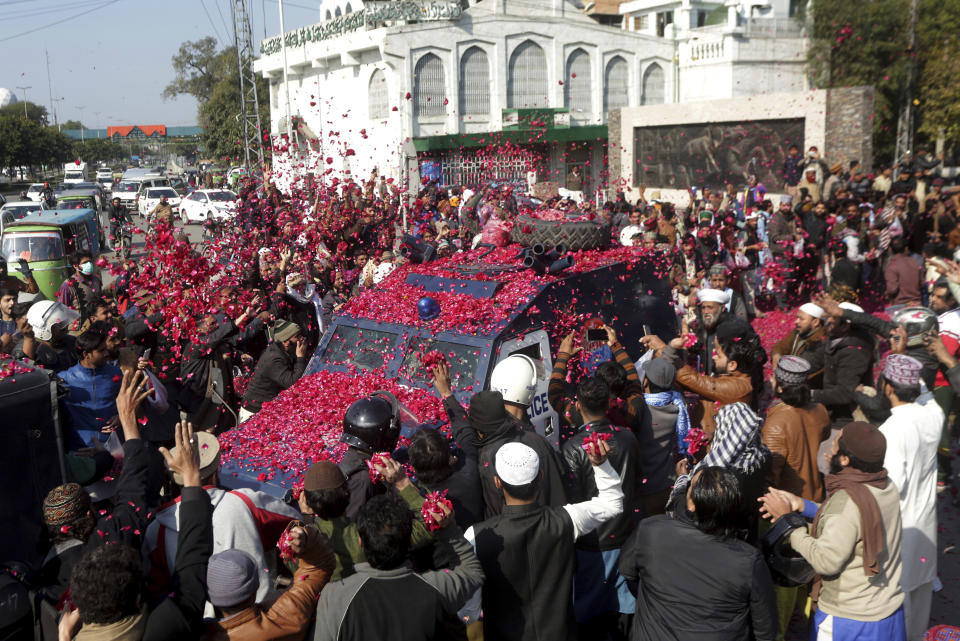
[619,225,643,247]
[27,300,80,341]
[490,354,539,407]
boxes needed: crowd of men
[0,145,958,641]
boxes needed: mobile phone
[587,328,607,341]
[642,324,651,337]
[142,348,152,361]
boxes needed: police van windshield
[318,325,399,371]
[400,337,481,388]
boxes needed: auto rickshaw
[1,209,103,300]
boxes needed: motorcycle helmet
[417,296,441,321]
[490,354,540,408]
[619,225,643,247]
[341,390,401,452]
[27,301,80,341]
[891,307,938,348]
[761,512,815,587]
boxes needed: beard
[829,452,846,476]
[702,313,719,331]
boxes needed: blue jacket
[60,362,123,449]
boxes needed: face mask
[80,262,94,276]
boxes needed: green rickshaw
[1,209,104,300]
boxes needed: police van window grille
[415,54,447,118]
[508,41,548,108]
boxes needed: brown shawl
[810,466,889,602]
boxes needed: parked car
[138,187,182,219]
[179,189,238,223]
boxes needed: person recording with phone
[240,320,309,421]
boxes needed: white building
[255,0,807,195]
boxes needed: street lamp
[15,85,31,119]
[94,111,101,138]
[52,97,64,131]
[77,105,86,141]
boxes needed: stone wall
[825,86,875,173]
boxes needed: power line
[199,0,224,43]
[214,0,232,43]
[3,0,108,19]
[0,0,121,42]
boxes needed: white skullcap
[799,303,824,319]
[495,442,540,486]
[839,302,864,314]
[698,288,730,305]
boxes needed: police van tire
[509,215,609,251]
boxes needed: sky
[0,0,320,128]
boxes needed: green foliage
[166,38,270,165]
[72,138,126,164]
[61,120,85,131]
[0,113,72,171]
[809,0,960,160]
[915,0,960,150]
[0,100,50,126]
[163,37,236,104]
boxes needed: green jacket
[304,483,432,581]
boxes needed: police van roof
[337,244,644,339]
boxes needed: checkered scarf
[696,402,770,476]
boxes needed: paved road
[99,213,203,287]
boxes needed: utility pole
[15,85,31,119]
[894,0,918,166]
[277,0,293,142]
[45,49,55,124]
[78,106,86,141]
[52,97,64,131]
[232,0,265,171]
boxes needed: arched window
[414,53,446,118]
[334,6,341,17]
[508,40,547,108]
[641,63,665,105]
[325,9,332,19]
[564,49,591,113]
[459,46,490,116]
[368,69,388,120]
[345,2,352,12]
[604,56,628,113]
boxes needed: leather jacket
[675,364,753,435]
[560,419,642,550]
[762,401,831,501]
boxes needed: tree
[163,37,235,104]
[0,114,72,174]
[72,139,125,164]
[0,100,50,126]
[61,120,85,131]
[809,0,960,162]
[915,0,960,153]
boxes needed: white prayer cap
[799,303,824,319]
[839,302,864,313]
[495,443,540,486]
[698,288,730,305]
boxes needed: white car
[25,184,45,203]
[113,180,140,208]
[180,189,238,223]
[96,168,113,181]
[0,201,42,234]
[138,187,182,219]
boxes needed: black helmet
[762,513,815,587]
[341,390,401,452]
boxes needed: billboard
[633,118,804,190]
